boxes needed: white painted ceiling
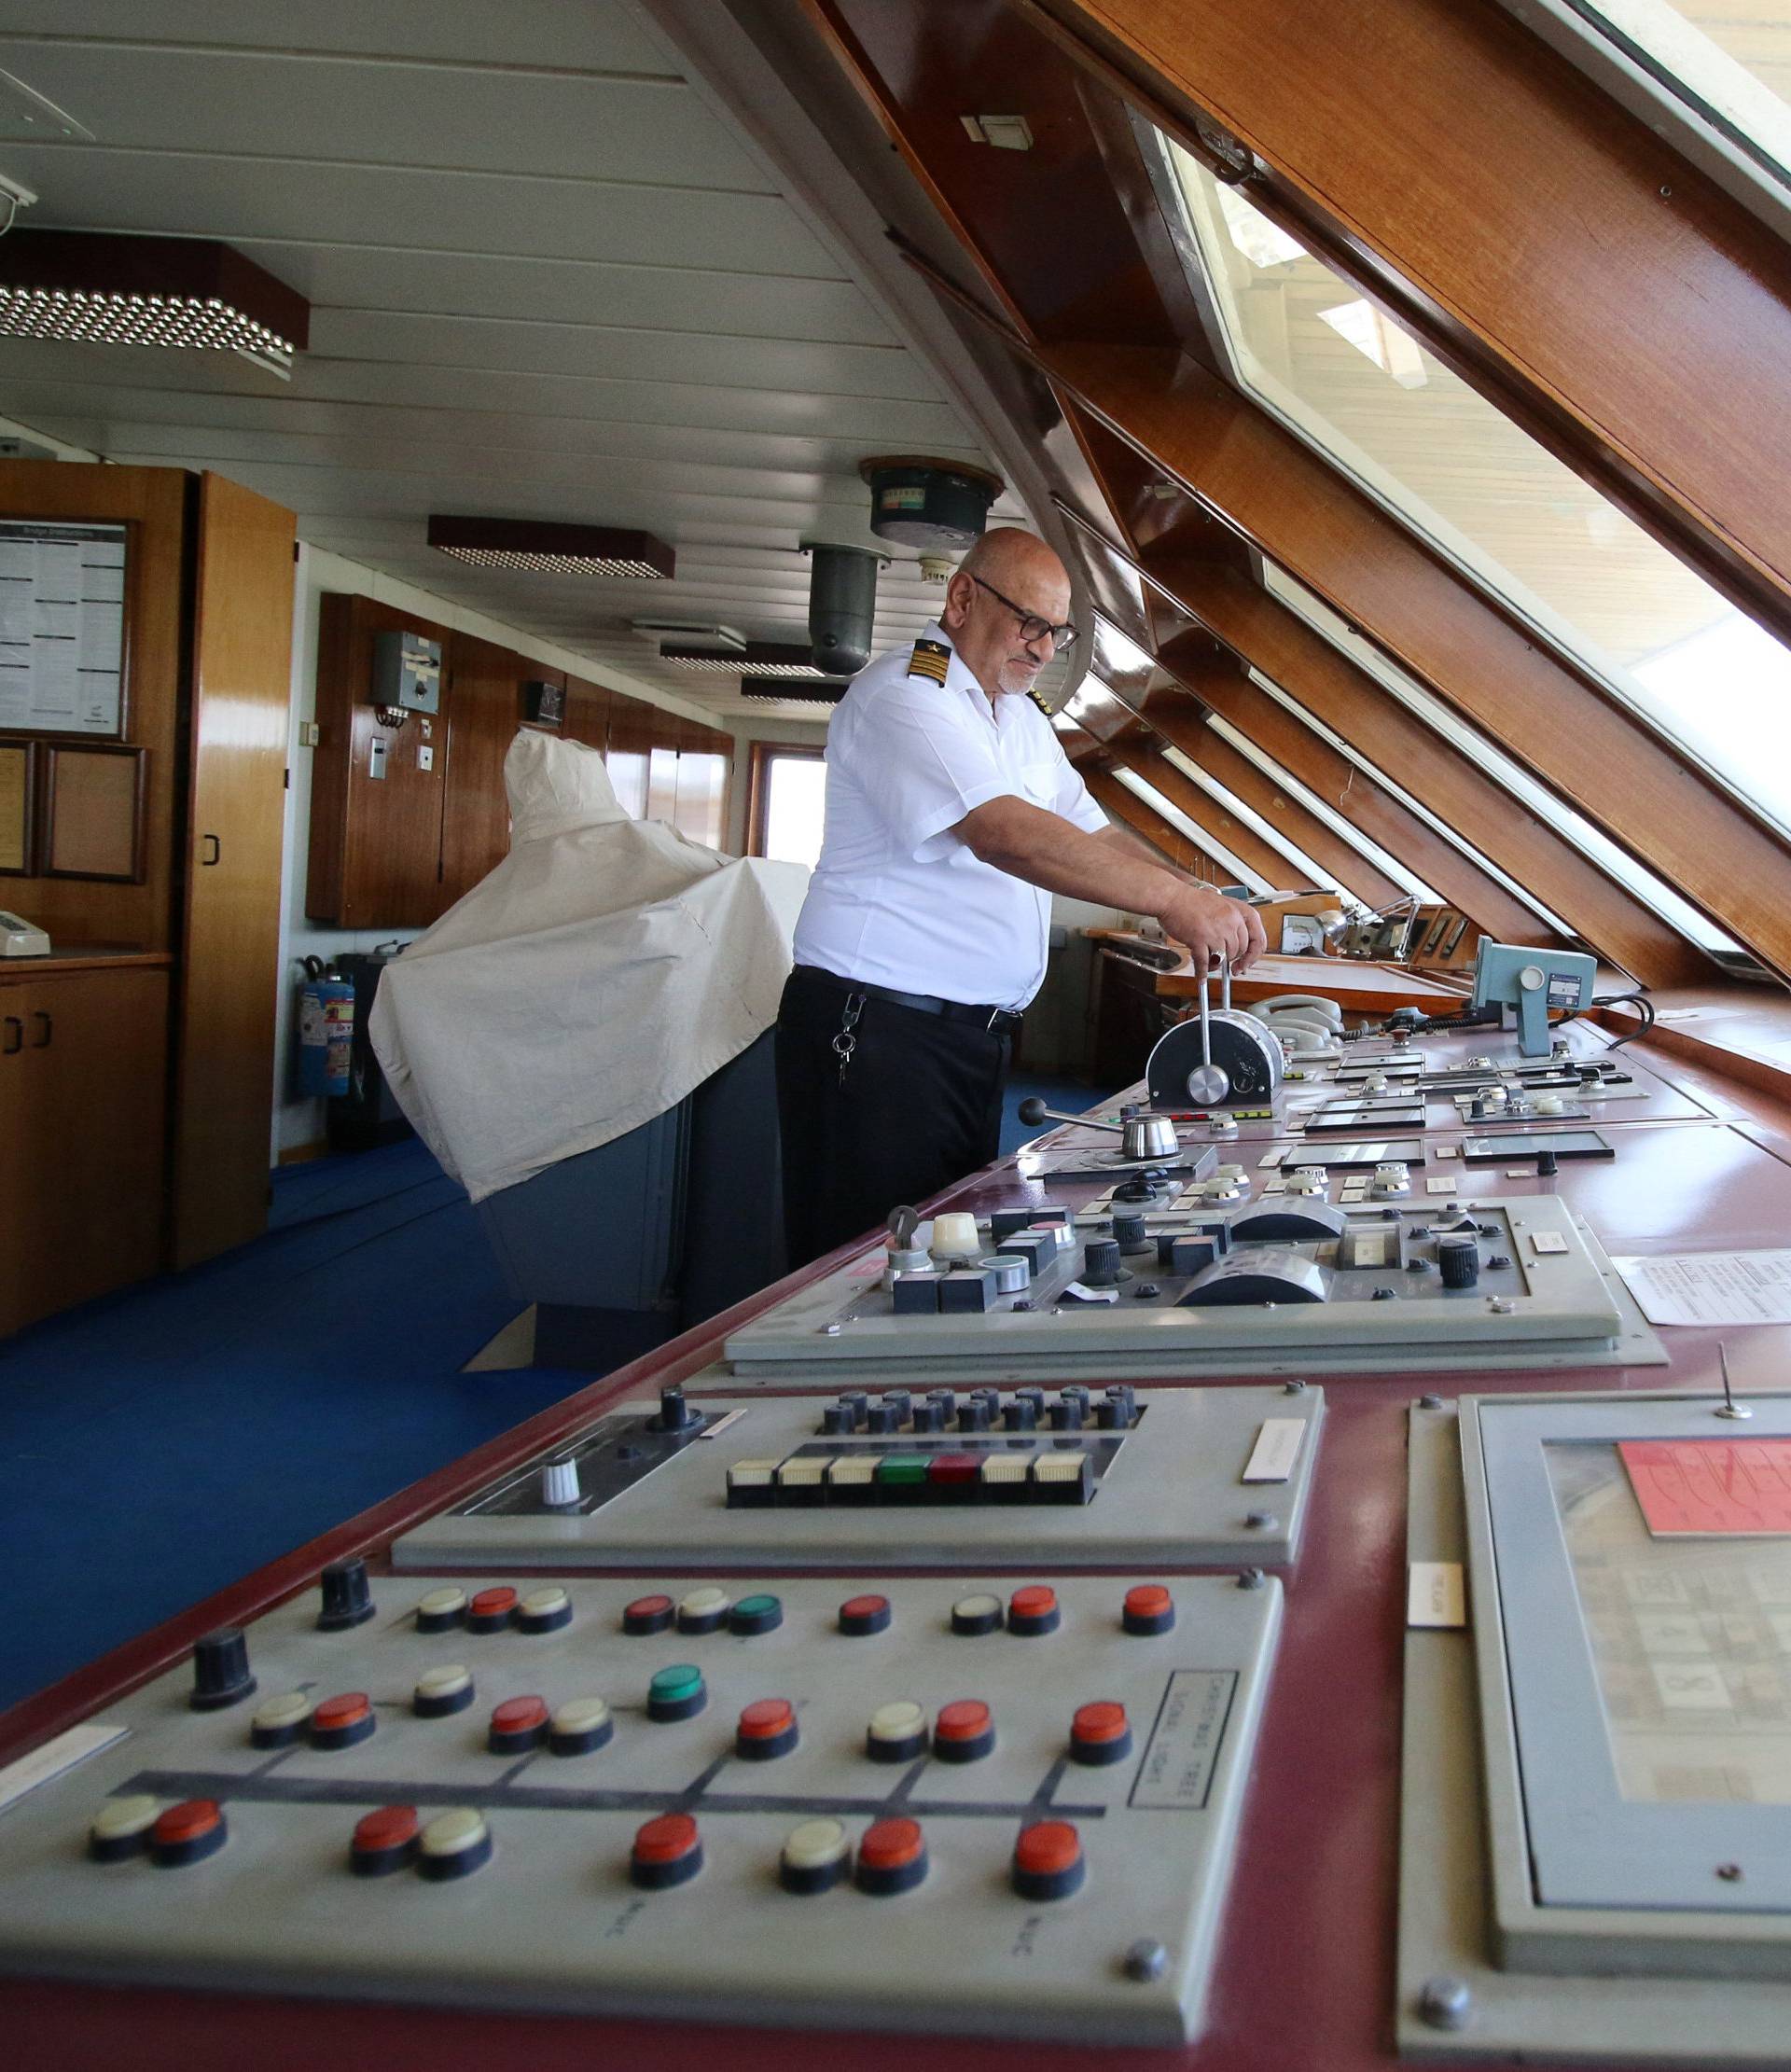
[0,0,1044,718]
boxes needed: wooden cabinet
[0,961,170,1337]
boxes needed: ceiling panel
[0,0,676,72]
[0,146,842,276]
[0,45,765,188]
[0,5,1030,719]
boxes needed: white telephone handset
[0,910,51,957]
[1253,992,1344,1034]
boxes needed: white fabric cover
[368,730,808,1203]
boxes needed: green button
[649,1664,704,1703]
[734,1593,780,1619]
[875,1455,930,1486]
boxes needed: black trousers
[775,967,1012,1270]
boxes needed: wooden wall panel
[0,461,189,952]
[171,473,295,1269]
[438,637,542,911]
[562,672,612,752]
[307,592,450,927]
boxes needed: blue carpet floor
[0,1074,1094,1712]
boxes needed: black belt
[792,965,1022,1034]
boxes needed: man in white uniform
[778,528,1265,1265]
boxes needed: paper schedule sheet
[1612,1249,1791,1327]
[0,520,126,734]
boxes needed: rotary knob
[1437,1233,1480,1288]
[189,1628,256,1713]
[317,1558,374,1632]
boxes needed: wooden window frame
[746,739,826,860]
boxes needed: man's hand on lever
[1156,880,1267,977]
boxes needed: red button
[470,1587,517,1619]
[1073,1700,1130,1745]
[736,1698,795,1741]
[626,1593,673,1620]
[858,1816,925,1871]
[1014,1820,1082,1877]
[312,1692,371,1732]
[490,1695,549,1736]
[840,1593,888,1621]
[926,1453,982,1485]
[1010,1586,1057,1620]
[632,1812,701,1865]
[353,1805,419,1852]
[153,1800,222,1847]
[935,1699,993,1744]
[1125,1585,1172,1619]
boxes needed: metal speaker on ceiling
[858,455,1004,551]
[800,539,889,677]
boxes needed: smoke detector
[917,554,954,584]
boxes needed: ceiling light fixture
[428,514,675,578]
[0,230,308,371]
[740,678,850,705]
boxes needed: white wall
[725,711,831,855]
[271,544,726,1159]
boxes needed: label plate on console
[1132,1671,1239,1811]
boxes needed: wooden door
[438,633,529,910]
[170,475,295,1270]
[0,965,169,1335]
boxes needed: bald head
[941,527,1073,703]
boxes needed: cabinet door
[171,474,295,1270]
[0,968,169,1336]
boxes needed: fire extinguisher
[297,956,355,1097]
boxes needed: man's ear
[941,571,974,627]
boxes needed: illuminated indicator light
[726,1459,780,1509]
[865,1699,928,1762]
[932,1698,995,1763]
[350,1804,420,1878]
[926,1453,982,1492]
[676,1585,730,1634]
[855,1816,928,1896]
[548,1697,613,1757]
[1069,1700,1133,1766]
[774,1455,827,1507]
[1011,1820,1085,1900]
[632,1812,702,1888]
[839,1592,892,1636]
[1008,1585,1061,1636]
[779,1816,849,1894]
[515,1585,572,1634]
[622,1592,675,1635]
[951,1592,1003,1636]
[417,1806,492,1881]
[825,1455,878,1502]
[412,1664,475,1718]
[729,1592,783,1636]
[1122,1584,1175,1635]
[309,1691,376,1751]
[979,1455,1030,1485]
[487,1695,550,1754]
[466,1586,518,1634]
[249,1690,312,1748]
[415,1586,467,1634]
[647,1663,706,1721]
[150,1799,227,1868]
[89,1793,160,1863]
[735,1697,799,1759]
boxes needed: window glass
[646,744,680,825]
[1112,769,1272,893]
[605,749,648,820]
[1166,145,1791,840]
[1565,1,1791,187]
[760,752,826,869]
[1158,744,1355,901]
[1262,566,1741,953]
[673,751,727,850]
[1202,715,1440,903]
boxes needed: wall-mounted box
[372,629,441,714]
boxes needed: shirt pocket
[1017,760,1059,807]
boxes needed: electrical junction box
[371,629,442,715]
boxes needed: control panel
[0,1564,1282,2049]
[392,1384,1324,1571]
[722,1194,1664,1384]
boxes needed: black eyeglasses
[967,574,1079,651]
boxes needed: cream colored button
[417,1587,466,1620]
[552,1697,610,1737]
[420,1807,488,1859]
[679,1586,730,1620]
[251,1690,312,1734]
[415,1664,473,1703]
[520,1587,569,1620]
[91,1793,160,1843]
[953,1592,1001,1622]
[868,1700,926,1745]
[930,1212,980,1258]
[782,1817,849,1871]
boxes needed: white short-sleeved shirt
[791,621,1108,1010]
